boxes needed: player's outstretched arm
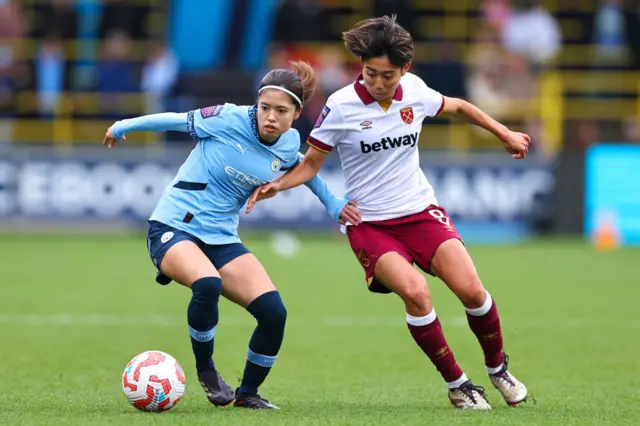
[303,173,361,225]
[246,146,327,214]
[439,97,530,159]
[103,112,189,148]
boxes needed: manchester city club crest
[271,157,281,172]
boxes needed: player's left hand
[501,130,530,159]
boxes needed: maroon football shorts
[346,205,462,294]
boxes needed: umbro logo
[360,120,373,130]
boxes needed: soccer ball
[122,350,186,412]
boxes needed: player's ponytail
[258,60,317,110]
[289,61,316,104]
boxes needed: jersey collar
[353,74,404,105]
[249,104,280,146]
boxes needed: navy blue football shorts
[146,220,251,285]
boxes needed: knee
[459,276,486,309]
[191,277,223,304]
[248,291,287,330]
[398,278,430,307]
[267,297,287,329]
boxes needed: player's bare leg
[220,253,283,409]
[218,253,276,307]
[160,241,235,407]
[161,240,221,285]
[432,239,528,406]
[374,252,490,409]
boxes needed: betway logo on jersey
[360,132,419,153]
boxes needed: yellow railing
[414,15,586,42]
[539,70,640,155]
[5,68,640,151]
[539,71,563,155]
[1,36,167,62]
[15,92,146,116]
[6,0,631,152]
[291,40,632,68]
[416,70,640,154]
[10,118,160,148]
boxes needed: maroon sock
[407,314,464,383]
[466,294,504,369]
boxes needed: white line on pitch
[0,314,638,329]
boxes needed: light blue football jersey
[149,104,302,245]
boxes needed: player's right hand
[103,126,124,149]
[246,182,282,214]
[501,130,530,159]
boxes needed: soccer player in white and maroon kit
[247,16,529,409]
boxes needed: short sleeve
[419,81,445,118]
[187,104,227,141]
[307,98,344,153]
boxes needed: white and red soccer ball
[122,350,186,412]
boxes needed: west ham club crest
[400,107,414,124]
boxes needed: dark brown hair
[342,15,414,68]
[258,61,316,109]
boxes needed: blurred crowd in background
[1,0,639,155]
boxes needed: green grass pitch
[1,233,639,425]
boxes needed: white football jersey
[308,72,444,222]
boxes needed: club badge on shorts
[400,107,414,124]
[357,249,370,267]
[271,157,281,172]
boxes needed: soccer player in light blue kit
[103,61,361,409]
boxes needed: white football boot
[448,381,492,409]
[489,353,528,406]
